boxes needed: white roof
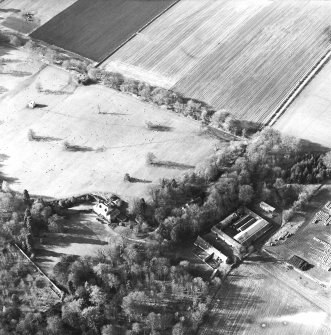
[234,219,270,244]
[260,201,275,211]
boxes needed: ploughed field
[199,261,331,335]
[104,0,331,124]
[30,0,177,61]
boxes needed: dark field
[30,0,176,61]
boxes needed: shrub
[9,35,24,47]
[137,83,152,100]
[124,173,131,182]
[87,67,102,82]
[48,214,65,233]
[28,129,36,141]
[146,152,156,165]
[120,79,138,95]
[102,72,123,90]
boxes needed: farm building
[211,226,243,252]
[234,219,272,246]
[313,237,331,271]
[211,208,273,251]
[324,201,331,214]
[312,210,331,226]
[259,202,275,214]
[194,236,228,269]
[93,201,120,223]
[288,255,310,271]
[217,212,238,229]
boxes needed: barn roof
[288,255,310,270]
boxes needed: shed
[288,255,310,271]
[93,202,120,223]
[28,100,36,109]
[259,201,275,213]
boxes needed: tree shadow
[147,124,173,132]
[129,177,152,184]
[0,70,32,77]
[46,234,108,247]
[32,135,62,142]
[63,143,94,152]
[0,9,21,13]
[298,139,330,153]
[200,279,264,334]
[0,153,19,184]
[98,112,128,116]
[152,160,195,170]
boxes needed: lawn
[34,205,111,274]
[0,65,219,200]
[30,0,177,61]
[274,58,331,149]
[199,260,331,335]
[0,43,44,93]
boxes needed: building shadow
[34,103,48,108]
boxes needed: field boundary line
[96,0,182,67]
[12,243,63,299]
[267,48,331,127]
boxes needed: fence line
[266,48,331,127]
[13,243,63,299]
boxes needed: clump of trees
[142,128,330,245]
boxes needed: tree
[146,152,156,165]
[62,299,84,329]
[68,258,94,288]
[323,151,331,169]
[124,173,131,182]
[172,322,184,335]
[23,190,30,206]
[46,316,64,335]
[238,185,254,205]
[48,214,65,233]
[102,324,115,335]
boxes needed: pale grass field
[0,65,219,200]
[0,0,77,32]
[274,59,331,149]
[0,44,43,92]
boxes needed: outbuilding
[259,201,275,214]
[288,255,310,271]
[93,202,120,223]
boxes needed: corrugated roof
[288,255,309,270]
[234,219,270,244]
